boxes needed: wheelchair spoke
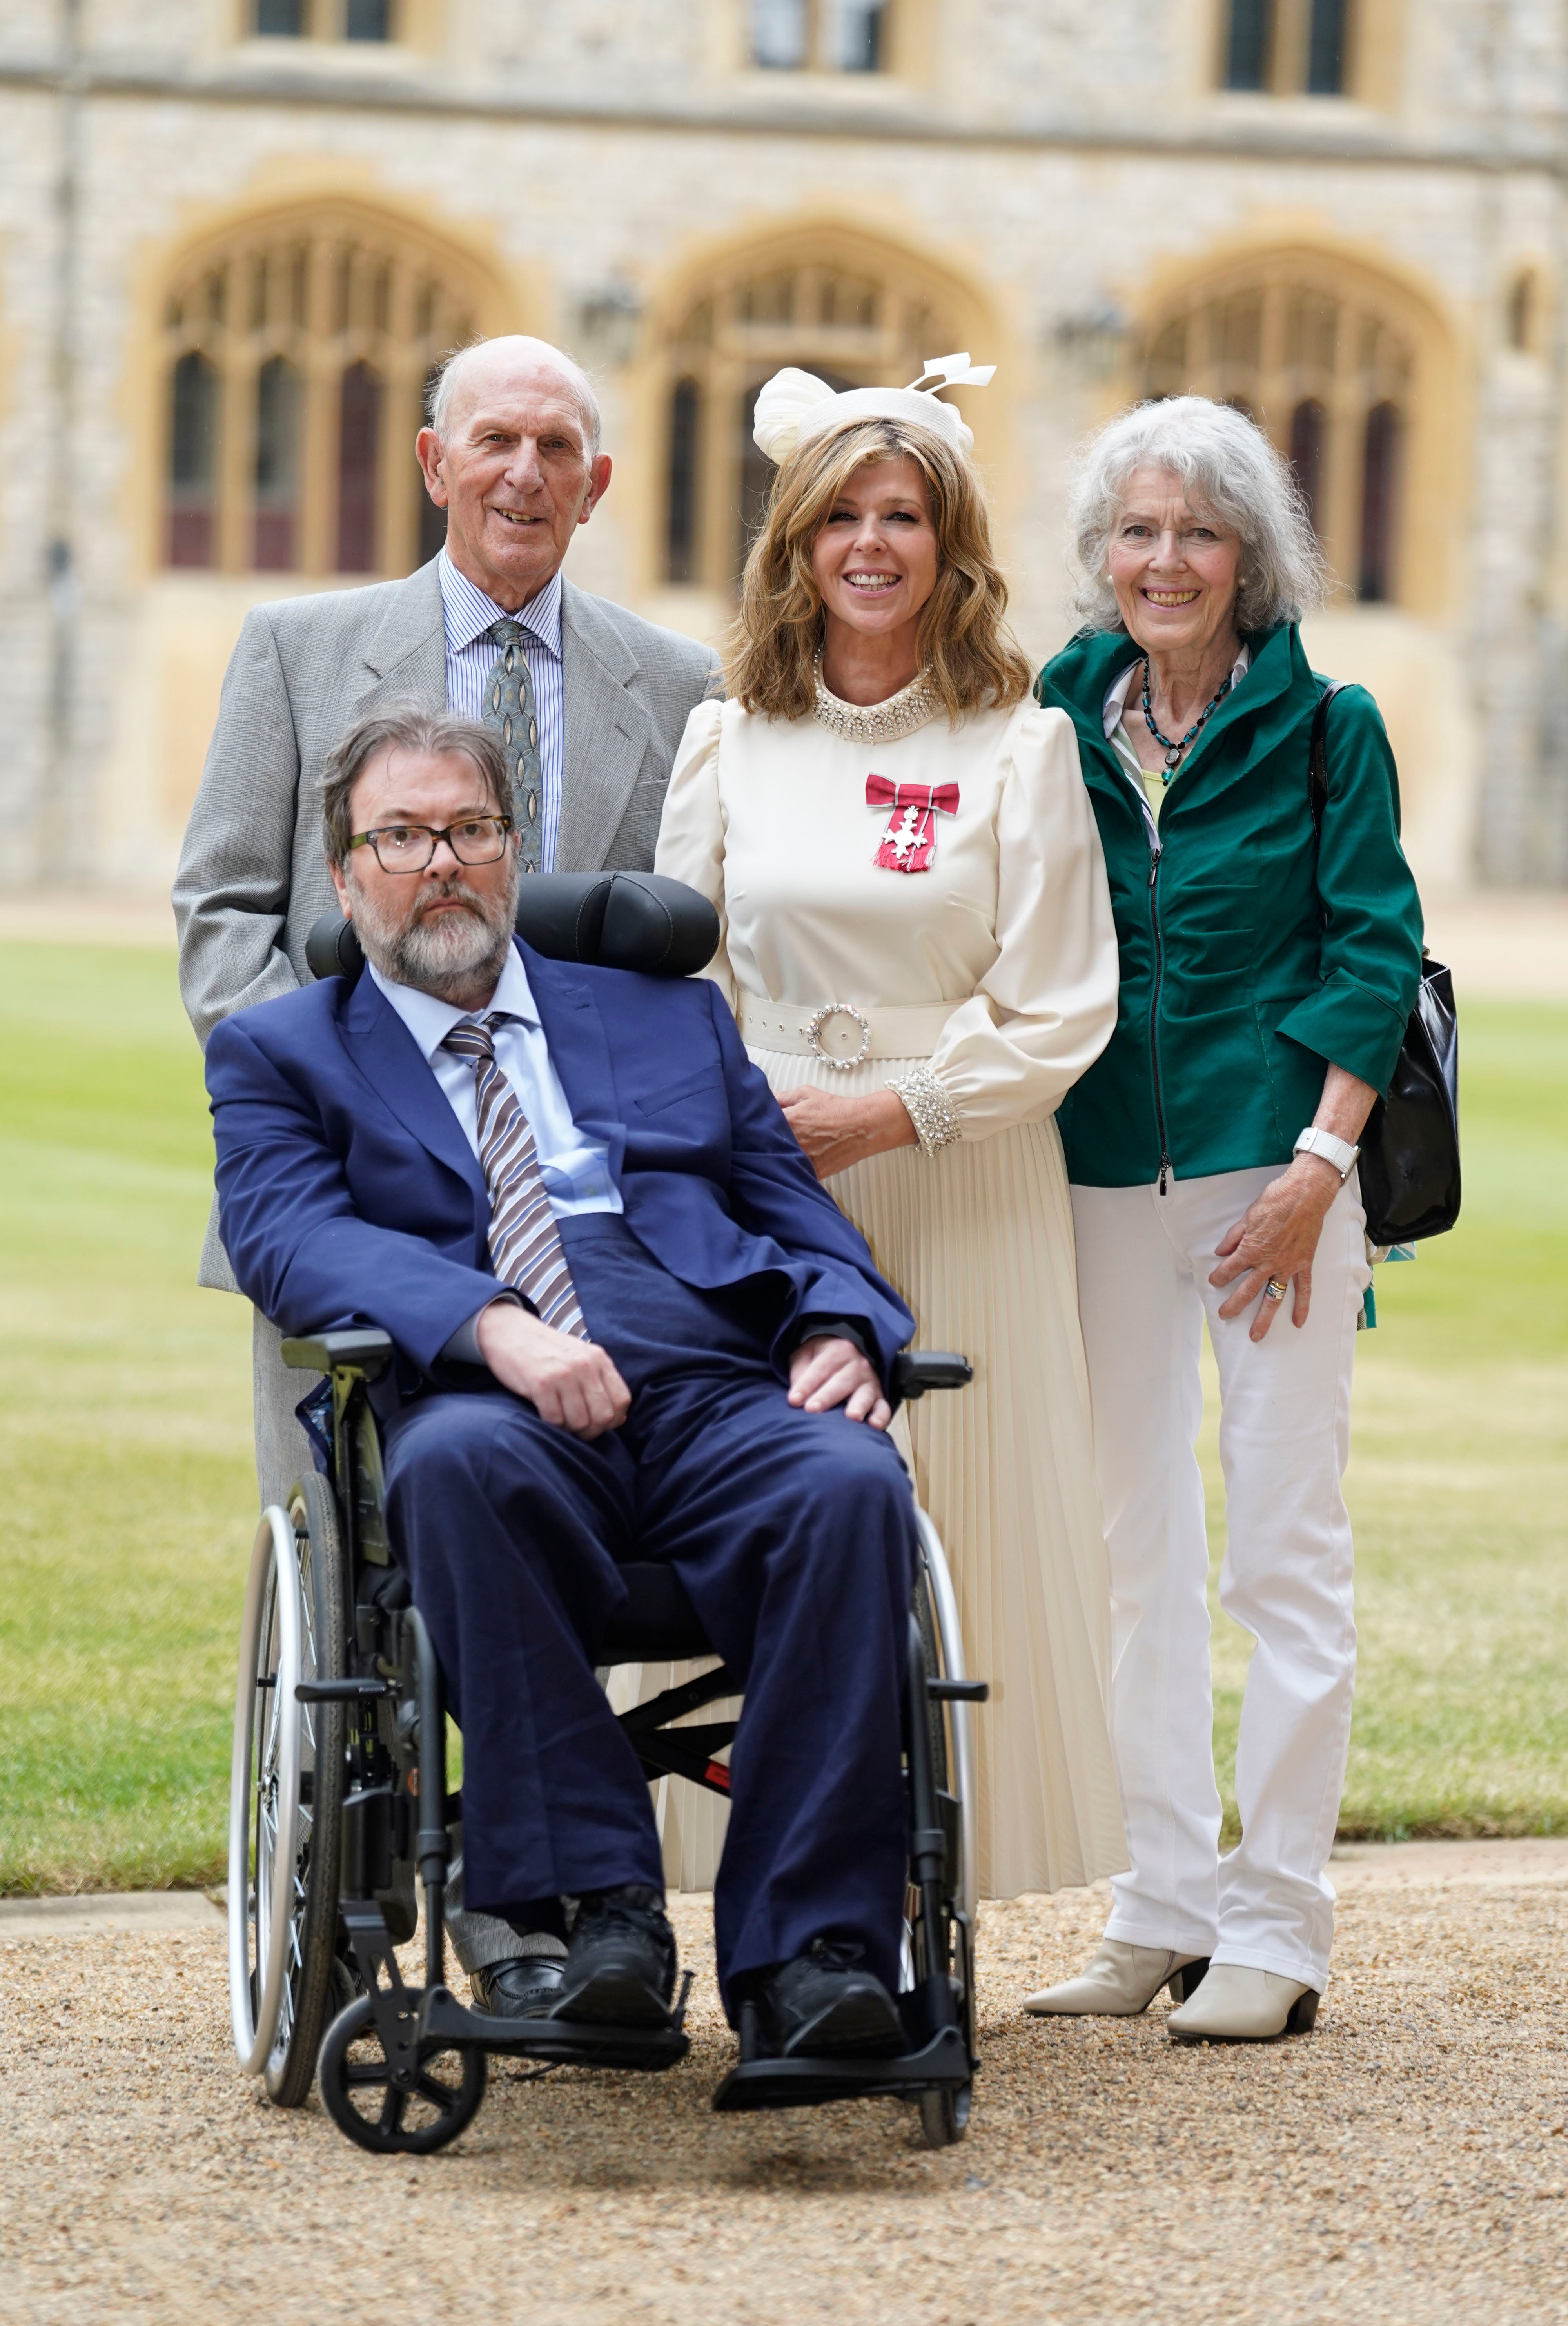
[378,2085,407,2133]
[343,2059,392,2090]
[415,2070,459,2115]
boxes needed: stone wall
[1,0,1566,887]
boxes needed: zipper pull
[1147,845,1161,887]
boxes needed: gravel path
[3,1846,1566,2324]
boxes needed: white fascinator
[751,354,996,466]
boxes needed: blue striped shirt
[438,552,566,871]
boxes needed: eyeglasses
[348,815,513,874]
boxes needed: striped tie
[441,1014,587,1340]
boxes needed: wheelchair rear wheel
[227,1474,348,2104]
[910,1540,976,2152]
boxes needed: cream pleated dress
[630,680,1129,1901]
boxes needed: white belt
[737,993,953,1068]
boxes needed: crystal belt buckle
[806,1001,872,1071]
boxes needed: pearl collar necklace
[811,650,941,744]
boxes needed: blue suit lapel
[341,970,489,1230]
[520,941,628,1186]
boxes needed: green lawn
[1206,1002,1568,1838]
[0,941,1564,1892]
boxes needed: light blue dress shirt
[367,949,622,1219]
[438,552,566,871]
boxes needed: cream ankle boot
[1165,1962,1319,2043]
[1022,1940,1210,2018]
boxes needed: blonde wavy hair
[725,416,1032,722]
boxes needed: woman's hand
[1210,1065,1376,1339]
[1209,1155,1343,1340]
[788,1335,892,1430]
[777,1085,918,1180]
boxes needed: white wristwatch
[1294,1126,1360,1181]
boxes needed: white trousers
[1070,1167,1370,1989]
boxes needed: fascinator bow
[752,354,997,466]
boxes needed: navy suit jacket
[205,938,915,1395]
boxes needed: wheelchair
[225,872,987,2155]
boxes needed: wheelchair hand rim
[229,1505,305,2074]
[914,1508,977,1928]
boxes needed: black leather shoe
[552,1886,677,2028]
[755,1938,905,2059]
[469,1956,567,2020]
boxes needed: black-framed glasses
[348,815,514,874]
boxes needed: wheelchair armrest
[891,1351,973,1401]
[280,1328,394,1380]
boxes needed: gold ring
[1263,1277,1288,1302]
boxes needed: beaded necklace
[812,649,940,744]
[1140,657,1235,776]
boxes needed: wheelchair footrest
[420,1985,690,2072]
[711,2023,970,2114]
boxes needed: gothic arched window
[658,238,968,592]
[160,204,499,577]
[1140,261,1414,602]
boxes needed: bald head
[429,336,601,458]
[416,334,612,611]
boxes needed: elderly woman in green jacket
[1024,396,1423,2043]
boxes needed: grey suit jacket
[173,555,719,1286]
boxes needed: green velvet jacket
[1036,621,1425,1189]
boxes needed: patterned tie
[440,1014,587,1339]
[481,619,546,875]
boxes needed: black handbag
[1309,682,1461,1246]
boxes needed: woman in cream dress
[648,361,1128,1901]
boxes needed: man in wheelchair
[207,705,930,2072]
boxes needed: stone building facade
[2,0,1566,893]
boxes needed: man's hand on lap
[787,1335,892,1431]
[475,1301,630,1439]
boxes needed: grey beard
[351,866,519,1003]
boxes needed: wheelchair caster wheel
[318,1996,486,2154]
[917,2083,970,2150]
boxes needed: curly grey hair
[1068,396,1328,632]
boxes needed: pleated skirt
[613,1046,1129,1900]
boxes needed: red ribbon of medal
[866,774,959,874]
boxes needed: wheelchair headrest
[304,871,719,986]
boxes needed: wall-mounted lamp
[575,282,644,369]
[1049,303,1130,384]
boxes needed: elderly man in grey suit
[174,333,718,2019]
[174,332,718,1501]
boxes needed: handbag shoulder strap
[1308,677,1352,836]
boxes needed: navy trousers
[383,1216,916,2012]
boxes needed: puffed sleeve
[654,697,738,1014]
[898,704,1120,1145]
